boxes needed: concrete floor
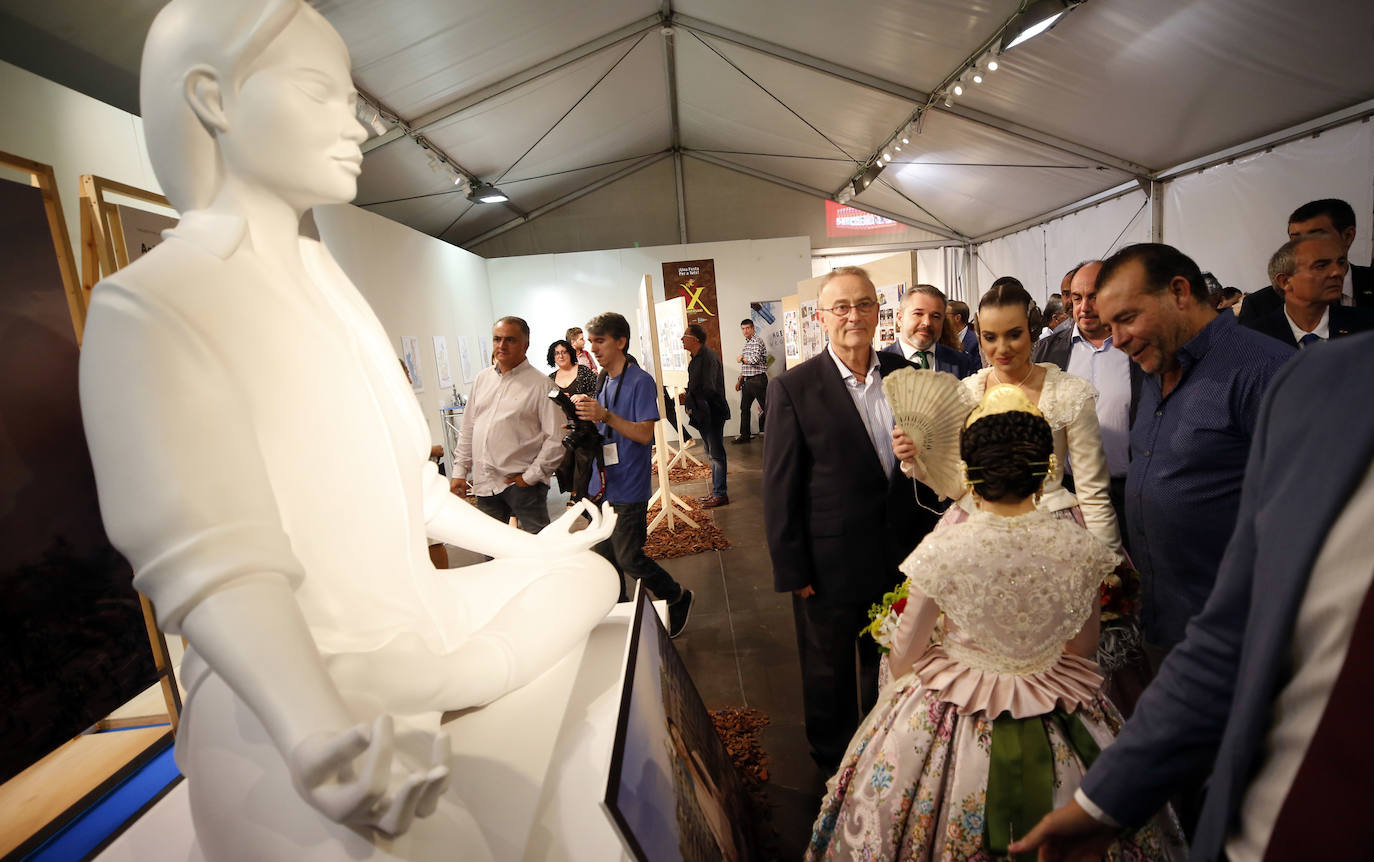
[447,437,827,859]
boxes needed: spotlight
[1000,0,1081,52]
[901,132,910,145]
[943,93,954,107]
[953,83,964,97]
[882,150,892,162]
[893,143,902,152]
[972,72,983,84]
[987,58,999,72]
[467,183,509,204]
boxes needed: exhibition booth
[1,0,1371,859]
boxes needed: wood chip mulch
[643,502,732,559]
[710,707,780,860]
[652,459,713,484]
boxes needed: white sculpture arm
[420,460,615,558]
[180,574,450,835]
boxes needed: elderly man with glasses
[762,265,941,773]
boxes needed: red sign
[825,200,906,238]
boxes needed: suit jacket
[879,339,976,379]
[1242,303,1374,349]
[1032,325,1144,426]
[684,345,730,428]
[959,326,980,365]
[763,350,940,604]
[1080,331,1374,860]
[1238,263,1374,325]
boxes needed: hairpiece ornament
[964,383,1044,428]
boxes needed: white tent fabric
[1164,120,1374,290]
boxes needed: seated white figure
[78,1,619,857]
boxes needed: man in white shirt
[452,316,566,534]
[1245,231,1374,349]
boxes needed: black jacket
[1031,325,1144,427]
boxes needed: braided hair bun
[960,410,1053,503]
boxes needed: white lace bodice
[900,510,1116,674]
[957,365,1121,552]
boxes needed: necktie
[916,350,930,369]
[1299,333,1320,348]
[1263,568,1374,859]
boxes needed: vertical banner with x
[661,259,725,392]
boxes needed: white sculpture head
[140,0,367,215]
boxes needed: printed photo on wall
[783,309,799,359]
[604,587,757,862]
[400,335,423,392]
[432,335,453,390]
[456,334,476,383]
[747,300,782,376]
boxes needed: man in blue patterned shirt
[734,318,769,443]
[1096,244,1294,662]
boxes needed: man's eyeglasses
[820,299,879,316]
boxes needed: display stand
[77,174,184,733]
[663,386,704,470]
[639,278,697,534]
[95,603,659,862]
[440,405,463,478]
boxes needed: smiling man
[762,266,935,772]
[1094,244,1292,666]
[881,283,975,378]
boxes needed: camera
[549,389,601,450]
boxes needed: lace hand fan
[882,367,978,499]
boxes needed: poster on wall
[875,282,906,348]
[783,308,800,360]
[432,335,453,390]
[1,178,157,783]
[401,335,423,392]
[661,260,725,391]
[115,204,178,265]
[747,300,783,376]
[800,299,825,361]
[655,296,688,390]
[456,335,476,383]
[603,588,758,862]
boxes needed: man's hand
[572,393,604,423]
[505,474,530,487]
[736,355,744,363]
[793,585,816,598]
[735,378,743,392]
[892,426,919,465]
[450,477,468,496]
[1007,800,1119,862]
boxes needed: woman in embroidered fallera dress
[806,387,1183,861]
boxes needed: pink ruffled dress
[807,510,1183,861]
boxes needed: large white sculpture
[78,1,620,857]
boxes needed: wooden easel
[640,277,698,533]
[77,172,183,733]
[662,385,705,469]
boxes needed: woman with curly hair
[548,339,600,503]
[806,388,1183,861]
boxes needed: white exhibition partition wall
[315,203,494,447]
[1163,120,1374,290]
[485,234,812,420]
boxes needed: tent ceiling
[4,0,1371,251]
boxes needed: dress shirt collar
[1070,322,1113,351]
[497,358,531,376]
[1284,305,1330,344]
[1342,265,1354,306]
[1173,311,1234,385]
[894,335,934,363]
[827,344,879,383]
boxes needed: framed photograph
[432,335,453,390]
[400,335,423,392]
[603,588,756,862]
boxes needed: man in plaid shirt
[734,318,770,443]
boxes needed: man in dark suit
[1033,260,1143,545]
[1013,331,1374,861]
[1238,197,1374,323]
[1246,231,1374,349]
[763,266,939,772]
[948,299,980,365]
[880,283,976,379]
[681,323,730,507]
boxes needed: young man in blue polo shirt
[573,312,693,637]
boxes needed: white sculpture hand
[289,715,451,837]
[535,499,617,552]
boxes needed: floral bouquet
[865,580,910,654]
[1097,560,1144,673]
